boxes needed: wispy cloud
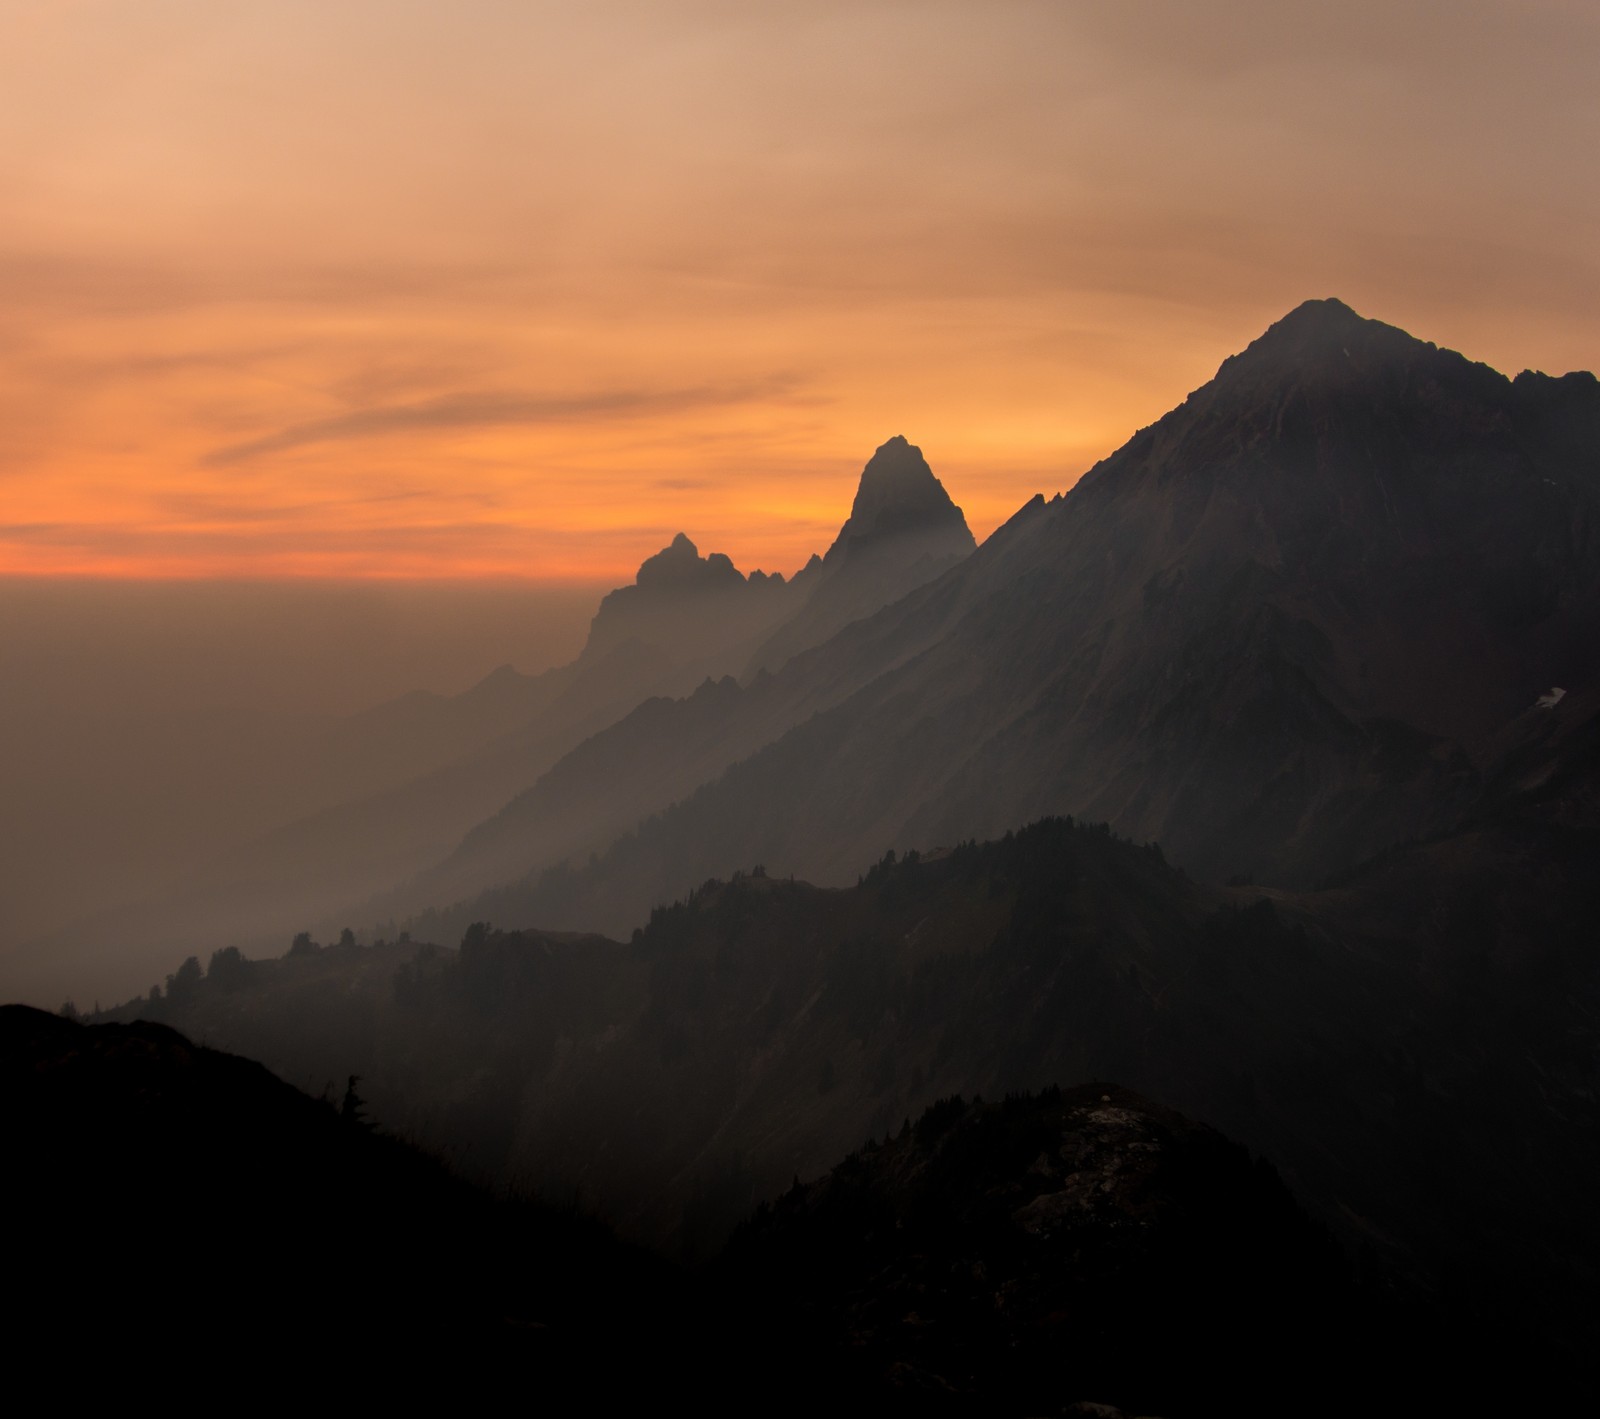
[202,380,800,467]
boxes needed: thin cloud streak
[202,379,806,467]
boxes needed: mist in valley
[0,576,604,1004]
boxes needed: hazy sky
[3,0,1597,580]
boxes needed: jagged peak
[632,532,744,591]
[827,436,974,559]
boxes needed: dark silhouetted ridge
[0,1003,699,1401]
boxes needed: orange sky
[3,1,1597,582]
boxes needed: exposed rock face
[636,531,746,589]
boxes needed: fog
[0,577,604,1005]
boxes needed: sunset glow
[4,1,1598,581]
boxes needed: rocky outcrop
[721,1085,1353,1416]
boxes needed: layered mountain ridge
[48,295,1600,1404]
[10,1001,1404,1412]
[418,298,1599,946]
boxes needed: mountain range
[392,298,1599,947]
[32,296,1600,1404]
[37,298,1595,993]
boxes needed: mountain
[431,299,1600,943]
[42,295,1600,1407]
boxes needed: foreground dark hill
[0,1004,698,1399]
[6,1003,1395,1413]
[431,299,1600,947]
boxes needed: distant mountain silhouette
[582,530,791,668]
[429,298,1600,942]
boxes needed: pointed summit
[828,436,974,561]
[1211,297,1438,394]
[1248,297,1395,356]
[1271,296,1364,335]
[744,438,975,674]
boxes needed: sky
[3,0,1598,582]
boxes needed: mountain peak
[633,532,743,591]
[1276,295,1363,331]
[828,436,974,558]
[1214,298,1432,390]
